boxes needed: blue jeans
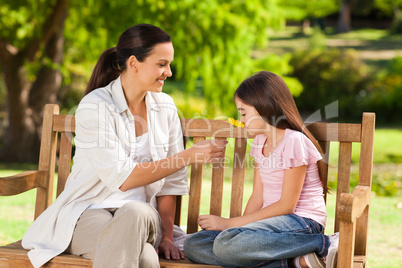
[183,214,329,268]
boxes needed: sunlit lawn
[1,167,401,267]
[264,27,402,71]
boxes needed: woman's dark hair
[84,24,171,96]
[234,71,328,193]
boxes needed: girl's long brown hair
[84,24,171,96]
[234,71,328,193]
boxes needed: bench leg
[338,220,356,268]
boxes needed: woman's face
[136,42,174,92]
[235,97,267,134]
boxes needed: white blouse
[88,132,151,209]
[22,76,188,268]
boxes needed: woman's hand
[158,238,185,260]
[198,215,231,231]
[190,139,228,164]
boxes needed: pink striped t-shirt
[250,129,327,227]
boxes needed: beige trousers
[67,201,161,268]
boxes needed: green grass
[326,128,402,164]
[265,26,402,71]
[365,195,402,268]
[371,128,402,163]
[2,167,400,267]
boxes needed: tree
[337,0,353,32]
[0,0,286,162]
[374,0,402,33]
[0,0,67,162]
[66,0,285,113]
[337,0,375,33]
[278,0,339,33]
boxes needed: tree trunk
[0,54,37,163]
[302,19,311,35]
[337,1,352,33]
[0,3,67,163]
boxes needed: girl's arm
[198,165,307,231]
[157,195,185,260]
[243,163,263,215]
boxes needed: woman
[22,24,227,268]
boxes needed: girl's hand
[158,238,185,260]
[198,215,231,231]
[190,139,228,164]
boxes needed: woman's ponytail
[84,24,171,97]
[84,47,121,96]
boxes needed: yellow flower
[227,118,244,128]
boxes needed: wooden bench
[0,104,375,268]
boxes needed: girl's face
[135,42,174,92]
[235,97,268,134]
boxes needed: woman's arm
[157,195,185,260]
[198,165,307,231]
[120,139,227,191]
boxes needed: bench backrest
[36,104,375,258]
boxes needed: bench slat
[210,137,227,216]
[35,105,59,220]
[335,142,352,232]
[57,132,73,197]
[181,119,249,139]
[160,259,220,267]
[307,122,361,142]
[53,115,75,132]
[186,137,205,234]
[355,113,376,256]
[0,241,366,268]
[53,116,363,142]
[230,138,247,218]
[0,248,92,267]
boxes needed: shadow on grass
[0,162,38,171]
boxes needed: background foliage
[0,0,402,158]
[1,0,402,119]
[361,56,402,123]
[290,48,372,120]
[62,0,288,116]
[279,0,339,21]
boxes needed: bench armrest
[0,170,48,196]
[337,185,371,268]
[338,185,370,223]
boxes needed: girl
[184,71,339,268]
[22,24,227,268]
